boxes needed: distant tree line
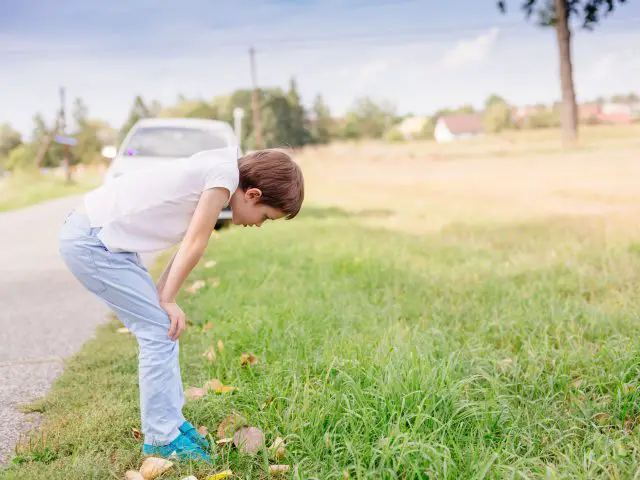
[0,79,638,173]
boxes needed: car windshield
[122,126,230,158]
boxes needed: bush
[5,144,37,171]
[384,128,405,143]
[484,103,513,133]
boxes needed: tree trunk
[554,0,578,145]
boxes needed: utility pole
[249,46,263,149]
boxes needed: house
[578,103,601,122]
[510,104,552,127]
[579,102,634,125]
[434,113,484,143]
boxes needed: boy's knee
[138,337,178,368]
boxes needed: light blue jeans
[59,210,185,446]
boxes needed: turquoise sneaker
[142,432,211,462]
[179,421,210,449]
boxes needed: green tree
[186,102,219,119]
[5,143,38,171]
[286,78,311,148]
[484,102,514,133]
[31,113,48,142]
[119,96,150,141]
[418,117,437,140]
[498,0,630,145]
[0,123,22,159]
[69,97,104,165]
[340,97,395,139]
[310,94,333,144]
[458,104,476,114]
[263,89,293,147]
[72,97,89,129]
[611,92,639,103]
[485,94,508,110]
[523,109,561,129]
[30,113,62,168]
[384,127,405,142]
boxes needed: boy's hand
[161,301,186,341]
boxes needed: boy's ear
[245,187,263,201]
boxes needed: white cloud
[335,60,389,88]
[439,27,500,71]
[3,21,640,136]
[589,53,619,81]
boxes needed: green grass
[0,169,102,213]
[3,206,640,479]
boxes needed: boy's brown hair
[238,149,304,219]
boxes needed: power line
[3,17,640,58]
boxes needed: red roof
[439,114,484,135]
[598,113,632,125]
[579,103,601,118]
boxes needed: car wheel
[214,220,230,231]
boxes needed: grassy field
[0,168,103,213]
[3,125,640,479]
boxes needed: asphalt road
[0,195,154,464]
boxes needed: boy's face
[230,188,285,228]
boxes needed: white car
[101,117,241,229]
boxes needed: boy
[59,146,304,462]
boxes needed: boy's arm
[159,187,230,339]
[156,250,178,296]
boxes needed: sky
[1,0,640,137]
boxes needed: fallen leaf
[217,340,225,352]
[269,465,290,476]
[205,260,217,268]
[260,396,275,410]
[324,432,331,448]
[217,413,247,439]
[209,277,221,288]
[202,322,214,332]
[125,471,145,480]
[572,378,583,389]
[496,358,514,373]
[139,456,173,479]
[185,387,207,400]
[204,379,224,391]
[240,353,259,367]
[205,379,236,394]
[269,436,286,459]
[132,427,143,441]
[343,470,350,479]
[197,425,209,437]
[216,437,234,446]
[623,383,635,395]
[117,327,131,334]
[234,426,265,455]
[186,280,206,294]
[202,347,216,362]
[624,416,636,433]
[207,470,232,480]
[594,412,610,425]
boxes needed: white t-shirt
[84,146,239,253]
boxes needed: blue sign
[54,135,77,146]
